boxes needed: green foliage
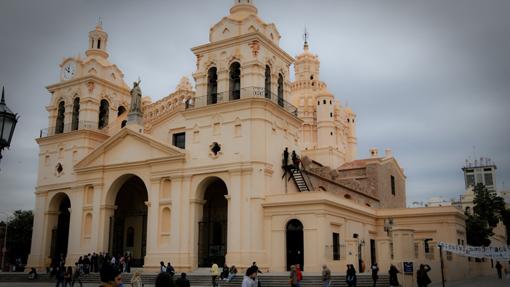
[5,210,33,264]
[466,183,507,246]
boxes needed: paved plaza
[0,275,507,287]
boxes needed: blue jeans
[323,280,331,287]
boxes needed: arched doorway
[286,219,304,271]
[198,178,228,267]
[49,194,71,261]
[109,176,148,267]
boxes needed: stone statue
[129,80,142,113]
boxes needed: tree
[466,183,507,246]
[5,210,33,265]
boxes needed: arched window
[55,101,65,134]
[207,67,218,105]
[98,99,109,129]
[265,65,271,99]
[72,98,80,131]
[126,227,135,247]
[229,62,241,100]
[117,106,126,116]
[97,39,101,49]
[277,73,284,107]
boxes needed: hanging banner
[438,242,510,260]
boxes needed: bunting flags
[438,242,510,260]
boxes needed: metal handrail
[39,121,104,138]
[186,87,298,116]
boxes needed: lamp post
[0,86,19,164]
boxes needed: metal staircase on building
[290,168,310,192]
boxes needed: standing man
[321,264,331,287]
[210,261,219,287]
[495,261,503,280]
[371,263,379,287]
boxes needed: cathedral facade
[28,0,486,281]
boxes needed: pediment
[75,127,185,170]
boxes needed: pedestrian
[321,264,331,287]
[160,261,167,273]
[55,265,65,287]
[296,263,303,287]
[242,266,257,287]
[495,261,503,279]
[345,264,357,287]
[371,263,379,287]
[291,150,300,170]
[210,261,219,287]
[131,271,142,287]
[289,265,298,287]
[175,272,191,287]
[155,272,175,287]
[417,264,431,287]
[166,262,175,277]
[64,266,73,287]
[72,264,83,287]
[227,265,238,282]
[389,264,400,287]
[28,267,38,280]
[251,262,262,287]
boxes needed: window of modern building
[484,173,493,186]
[332,233,340,260]
[173,132,186,149]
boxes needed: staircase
[0,272,390,286]
[291,168,310,192]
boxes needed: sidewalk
[430,275,508,287]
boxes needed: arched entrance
[109,176,148,267]
[198,178,228,267]
[49,194,71,260]
[286,219,304,271]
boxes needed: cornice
[46,75,130,95]
[191,32,294,65]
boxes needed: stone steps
[0,272,390,286]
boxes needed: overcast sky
[0,0,509,213]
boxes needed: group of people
[212,261,257,286]
[314,262,432,287]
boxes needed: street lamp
[0,86,19,162]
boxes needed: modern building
[27,0,503,282]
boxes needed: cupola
[85,22,109,59]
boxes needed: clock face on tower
[62,61,76,80]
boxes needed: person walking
[495,261,503,279]
[160,261,167,273]
[346,264,357,287]
[389,264,400,287]
[64,266,73,287]
[71,264,83,287]
[130,271,142,287]
[55,265,65,287]
[210,261,219,287]
[417,264,431,287]
[296,263,303,287]
[321,264,331,287]
[371,263,379,287]
[175,272,191,287]
[289,265,298,287]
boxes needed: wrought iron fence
[186,87,298,116]
[40,121,102,138]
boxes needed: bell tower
[86,21,109,59]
